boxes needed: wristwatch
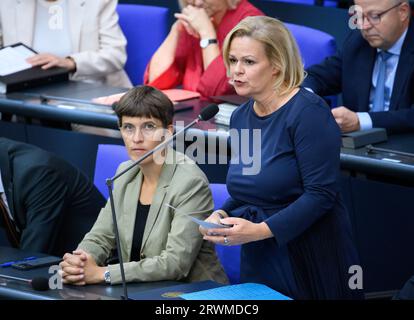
[104,268,111,284]
[65,56,77,73]
[200,38,218,49]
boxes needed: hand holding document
[0,43,69,94]
[190,217,232,229]
[164,204,231,229]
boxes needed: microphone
[0,274,49,291]
[199,104,219,121]
[106,104,219,300]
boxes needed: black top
[130,201,150,261]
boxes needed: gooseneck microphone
[106,104,219,300]
[0,274,50,291]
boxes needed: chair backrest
[286,23,338,106]
[117,4,169,86]
[285,22,337,68]
[210,183,241,284]
[94,144,129,199]
[266,0,338,7]
[285,23,336,68]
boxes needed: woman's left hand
[203,217,274,246]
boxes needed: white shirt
[358,28,408,130]
[32,0,72,58]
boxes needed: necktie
[372,51,392,112]
[0,193,20,247]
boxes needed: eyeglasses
[120,122,158,138]
[356,2,403,26]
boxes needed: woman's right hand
[199,210,227,236]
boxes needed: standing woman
[201,16,362,299]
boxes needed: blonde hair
[223,16,304,95]
[178,0,241,10]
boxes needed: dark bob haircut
[113,85,174,128]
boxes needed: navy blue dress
[222,88,361,299]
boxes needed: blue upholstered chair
[94,144,128,199]
[210,183,241,284]
[285,23,337,68]
[285,22,337,106]
[117,4,169,85]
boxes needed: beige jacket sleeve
[77,199,116,267]
[77,161,128,266]
[70,0,127,79]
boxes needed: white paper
[13,45,36,59]
[190,217,231,229]
[164,204,232,230]
[0,46,34,76]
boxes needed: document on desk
[162,89,200,102]
[0,45,35,76]
[181,283,292,300]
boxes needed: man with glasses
[303,0,413,133]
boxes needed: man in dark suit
[0,138,106,256]
[303,0,413,133]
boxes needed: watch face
[200,39,217,48]
[104,270,111,283]
[200,39,208,48]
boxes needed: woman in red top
[145,0,263,98]
[94,0,263,104]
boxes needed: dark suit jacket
[0,138,106,256]
[303,19,414,133]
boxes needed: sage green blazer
[78,149,228,285]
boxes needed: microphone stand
[366,144,414,158]
[105,110,215,300]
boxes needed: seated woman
[0,0,131,87]
[59,86,227,285]
[94,0,263,104]
[200,16,363,299]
